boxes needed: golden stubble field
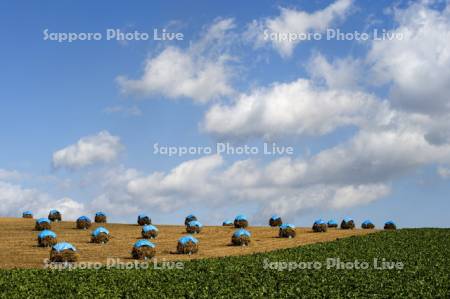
[0,218,377,269]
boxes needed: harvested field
[0,217,377,269]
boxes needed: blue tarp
[77,216,91,222]
[343,217,354,222]
[138,214,149,220]
[233,229,251,237]
[223,220,233,225]
[186,214,196,219]
[314,219,326,225]
[134,239,155,248]
[280,224,295,230]
[188,220,202,227]
[235,214,247,221]
[179,235,199,244]
[52,242,76,252]
[23,211,33,216]
[49,210,59,215]
[36,218,50,224]
[270,215,281,221]
[362,220,373,225]
[38,230,57,239]
[328,220,338,225]
[92,227,110,237]
[142,225,158,233]
[95,212,106,217]
[385,220,395,225]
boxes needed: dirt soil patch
[0,218,377,269]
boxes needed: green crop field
[1,228,448,298]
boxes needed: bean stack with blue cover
[384,220,397,230]
[327,219,338,228]
[341,217,355,229]
[184,214,197,226]
[177,235,199,254]
[186,220,203,234]
[50,242,78,263]
[35,218,51,231]
[361,220,375,229]
[231,228,251,246]
[22,211,33,219]
[137,214,151,226]
[222,220,233,226]
[279,223,296,238]
[48,209,62,222]
[94,211,107,223]
[132,239,156,260]
[234,214,248,228]
[38,230,57,247]
[91,227,110,244]
[76,216,92,230]
[312,219,327,232]
[141,225,159,239]
[269,215,283,227]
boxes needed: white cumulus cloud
[248,0,353,57]
[0,181,85,220]
[88,154,393,224]
[117,19,236,103]
[368,1,450,114]
[52,131,122,170]
[203,78,391,139]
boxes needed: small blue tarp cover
[314,219,326,225]
[223,220,233,225]
[142,225,158,232]
[49,210,59,215]
[280,224,295,230]
[92,227,109,237]
[343,217,353,222]
[385,220,395,225]
[53,242,76,252]
[235,214,247,221]
[38,230,56,239]
[188,220,202,227]
[36,218,50,224]
[270,215,281,221]
[23,211,32,216]
[77,216,91,222]
[362,220,373,225]
[95,212,106,217]
[179,235,199,244]
[328,220,338,225]
[186,214,196,219]
[134,239,155,248]
[138,214,149,220]
[233,229,251,237]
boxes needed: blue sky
[1,0,449,227]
